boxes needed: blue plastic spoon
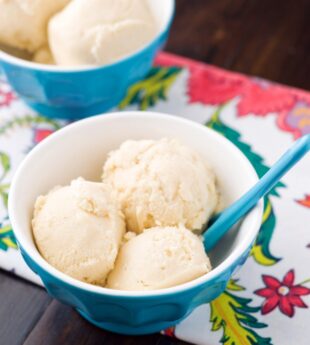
[203,134,310,252]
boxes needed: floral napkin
[0,52,309,345]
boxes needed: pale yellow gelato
[102,139,218,234]
[32,138,217,290]
[0,0,70,53]
[48,0,158,66]
[32,46,55,64]
[107,226,211,290]
[32,178,125,286]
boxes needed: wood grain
[24,299,190,345]
[24,301,161,345]
[1,0,309,344]
[167,0,310,90]
[0,270,51,345]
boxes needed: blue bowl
[8,112,263,335]
[0,0,175,119]
[18,242,253,335]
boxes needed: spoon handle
[203,134,310,252]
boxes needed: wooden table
[1,1,309,344]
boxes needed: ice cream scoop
[48,0,158,66]
[32,178,125,286]
[32,46,55,64]
[107,226,211,290]
[102,138,218,234]
[0,0,70,53]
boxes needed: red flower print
[33,129,54,144]
[237,80,295,116]
[188,67,247,105]
[162,326,175,337]
[156,52,310,139]
[255,270,310,317]
[185,61,296,115]
[0,84,16,107]
[155,52,248,105]
[296,194,310,208]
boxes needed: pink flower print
[237,80,295,116]
[33,129,54,144]
[277,101,310,139]
[188,67,247,105]
[296,194,310,208]
[0,83,16,107]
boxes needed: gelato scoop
[107,226,211,290]
[32,46,55,65]
[48,0,158,66]
[0,0,70,53]
[32,178,125,286]
[102,139,218,233]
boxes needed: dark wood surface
[1,1,309,344]
[168,0,310,90]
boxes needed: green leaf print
[210,279,272,345]
[119,66,182,110]
[0,223,17,251]
[0,114,61,251]
[0,151,10,208]
[206,105,283,265]
[0,152,10,177]
[0,184,9,208]
[0,115,61,136]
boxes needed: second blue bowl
[0,0,174,119]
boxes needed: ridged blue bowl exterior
[0,30,169,119]
[18,241,253,335]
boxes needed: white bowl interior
[148,0,174,31]
[9,112,262,295]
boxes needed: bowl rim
[0,0,175,73]
[9,111,263,298]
